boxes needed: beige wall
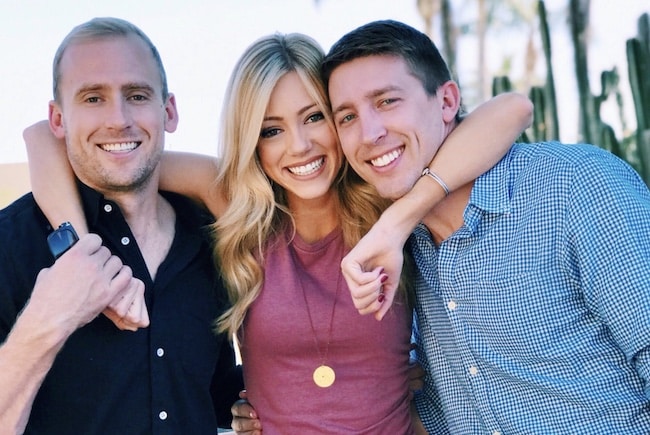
[0,162,30,208]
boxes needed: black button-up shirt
[0,183,242,434]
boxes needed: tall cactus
[492,76,531,143]
[489,2,648,185]
[537,0,559,140]
[627,13,650,183]
[569,0,600,144]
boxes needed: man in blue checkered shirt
[324,20,650,434]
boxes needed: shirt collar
[77,180,106,228]
[76,179,212,230]
[467,151,513,216]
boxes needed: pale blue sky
[0,0,647,164]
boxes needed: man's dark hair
[322,19,453,98]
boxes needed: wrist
[421,167,450,196]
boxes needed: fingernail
[378,293,385,303]
[380,274,388,283]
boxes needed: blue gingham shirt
[410,142,650,434]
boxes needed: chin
[377,185,407,201]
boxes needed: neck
[421,181,473,245]
[288,192,340,244]
[105,184,176,280]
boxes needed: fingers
[343,263,383,305]
[75,233,106,258]
[127,279,149,327]
[80,234,149,331]
[106,266,135,315]
[33,233,152,333]
[341,231,405,320]
[231,398,257,419]
[374,273,401,320]
[105,275,149,331]
[344,264,399,320]
[231,398,261,435]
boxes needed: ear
[438,81,461,124]
[164,93,179,133]
[48,101,66,139]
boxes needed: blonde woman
[26,32,532,433]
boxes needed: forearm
[373,92,533,243]
[430,91,533,191]
[24,121,88,235]
[0,305,67,432]
[159,151,226,218]
[373,177,445,247]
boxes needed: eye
[260,127,282,139]
[379,97,398,106]
[305,112,325,124]
[129,94,148,102]
[85,96,101,103]
[338,113,356,126]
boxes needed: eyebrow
[332,85,402,117]
[263,102,318,122]
[74,82,156,99]
[122,82,156,95]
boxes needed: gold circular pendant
[313,365,336,388]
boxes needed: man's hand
[29,234,138,332]
[231,390,262,435]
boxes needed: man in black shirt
[0,17,243,433]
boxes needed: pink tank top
[240,227,414,434]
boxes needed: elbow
[505,92,534,130]
[23,120,53,153]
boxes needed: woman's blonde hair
[213,33,392,336]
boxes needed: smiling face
[329,54,458,200]
[257,71,342,207]
[48,34,178,195]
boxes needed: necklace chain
[300,272,342,366]
[291,242,343,366]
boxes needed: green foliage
[492,2,650,185]
[627,13,650,182]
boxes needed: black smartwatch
[47,222,79,260]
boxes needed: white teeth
[288,157,324,176]
[370,148,402,167]
[100,142,138,152]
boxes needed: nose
[104,98,132,130]
[358,109,386,146]
[286,126,312,156]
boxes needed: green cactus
[537,0,559,140]
[490,3,649,185]
[569,0,601,145]
[529,86,548,141]
[627,13,650,183]
[492,76,532,144]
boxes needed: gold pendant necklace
[313,364,336,388]
[292,244,343,388]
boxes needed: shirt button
[469,366,478,376]
[103,204,113,213]
[159,410,168,420]
[156,348,165,357]
[492,431,502,435]
[121,236,130,245]
[447,300,457,310]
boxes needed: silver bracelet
[421,168,450,196]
